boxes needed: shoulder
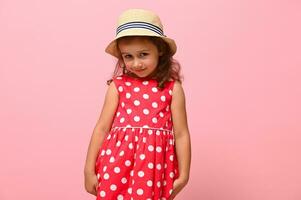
[106,79,119,97]
[111,74,127,92]
[171,80,186,106]
[172,81,185,96]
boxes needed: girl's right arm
[84,81,119,195]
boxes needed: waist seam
[111,126,173,133]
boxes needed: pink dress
[95,74,179,200]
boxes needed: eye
[139,52,148,57]
[123,54,132,59]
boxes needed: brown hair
[107,36,182,89]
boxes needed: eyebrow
[121,49,150,55]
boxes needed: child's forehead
[118,37,156,49]
[118,36,152,44]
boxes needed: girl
[84,9,191,200]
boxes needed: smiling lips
[132,67,146,72]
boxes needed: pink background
[1,0,301,199]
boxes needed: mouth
[134,68,146,72]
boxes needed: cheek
[123,60,132,68]
[145,58,158,66]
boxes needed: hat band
[116,21,164,36]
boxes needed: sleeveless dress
[95,74,179,200]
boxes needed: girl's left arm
[170,81,191,192]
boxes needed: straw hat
[105,9,177,58]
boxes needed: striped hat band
[116,21,164,36]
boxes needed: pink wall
[1,0,300,199]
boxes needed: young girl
[84,9,191,200]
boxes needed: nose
[132,59,143,70]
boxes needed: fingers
[92,180,98,196]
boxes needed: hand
[84,172,99,196]
[168,177,188,200]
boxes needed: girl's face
[118,37,161,78]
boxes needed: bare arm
[84,81,119,175]
[170,81,191,198]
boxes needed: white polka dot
[135,136,139,142]
[159,112,164,117]
[107,134,111,140]
[119,150,124,156]
[116,112,120,117]
[152,102,158,108]
[103,173,109,180]
[134,87,140,92]
[124,135,129,141]
[156,164,162,170]
[156,146,162,153]
[101,150,105,156]
[161,95,166,102]
[109,156,115,163]
[157,181,161,187]
[130,170,134,176]
[100,191,106,197]
[147,180,153,187]
[138,171,144,177]
[143,137,146,143]
[116,141,121,147]
[142,81,149,85]
[125,82,131,86]
[166,105,170,111]
[121,102,125,107]
[103,166,107,172]
[152,117,158,123]
[114,167,120,173]
[97,173,100,179]
[148,162,154,169]
[106,149,112,155]
[152,87,158,93]
[117,194,124,200]
[118,86,123,92]
[170,155,174,161]
[169,189,173,194]
[125,160,131,166]
[129,143,134,149]
[126,108,132,114]
[110,184,117,191]
[143,94,149,99]
[126,93,131,99]
[148,145,154,151]
[137,188,144,195]
[128,188,132,194]
[120,117,125,123]
[134,116,140,122]
[169,89,172,95]
[134,100,140,106]
[121,177,127,184]
[143,108,150,115]
[156,130,160,136]
[140,154,145,160]
[147,130,153,135]
[170,172,175,178]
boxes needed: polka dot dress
[95,74,179,200]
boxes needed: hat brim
[105,30,177,58]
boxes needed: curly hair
[107,36,182,89]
